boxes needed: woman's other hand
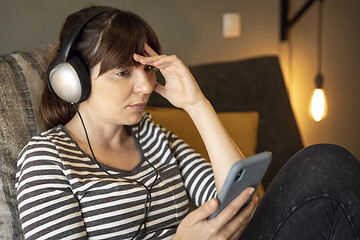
[133,44,206,111]
[173,187,260,240]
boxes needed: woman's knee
[286,144,359,176]
[268,143,360,199]
[295,143,356,164]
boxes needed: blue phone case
[208,151,272,219]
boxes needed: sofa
[0,44,303,239]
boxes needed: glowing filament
[311,88,327,122]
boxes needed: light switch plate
[223,12,241,39]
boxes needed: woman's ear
[90,62,101,82]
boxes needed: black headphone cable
[71,104,158,240]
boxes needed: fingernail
[209,198,216,207]
[209,198,219,209]
[248,187,255,195]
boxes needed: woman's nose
[133,68,156,94]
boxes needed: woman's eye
[116,70,130,77]
[145,65,154,72]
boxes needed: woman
[16,6,360,240]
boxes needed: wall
[279,0,360,159]
[0,0,279,65]
[0,0,359,159]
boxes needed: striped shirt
[15,112,216,240]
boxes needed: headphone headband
[58,6,116,62]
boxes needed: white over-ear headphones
[46,7,115,104]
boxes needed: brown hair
[40,6,161,129]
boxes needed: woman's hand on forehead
[133,44,206,111]
[144,43,158,57]
[134,43,167,67]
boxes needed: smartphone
[208,151,272,219]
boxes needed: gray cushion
[0,44,55,239]
[150,57,303,189]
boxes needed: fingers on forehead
[144,43,158,56]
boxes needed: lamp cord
[315,0,324,88]
[71,104,159,240]
[317,0,323,74]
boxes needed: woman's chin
[126,112,144,126]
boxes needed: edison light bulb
[310,88,327,122]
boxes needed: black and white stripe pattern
[16,113,216,239]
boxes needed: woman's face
[84,61,156,126]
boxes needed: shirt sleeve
[15,135,87,240]
[164,129,217,207]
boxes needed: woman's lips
[127,102,147,110]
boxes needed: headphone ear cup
[67,56,91,103]
[48,55,91,104]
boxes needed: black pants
[241,144,360,240]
